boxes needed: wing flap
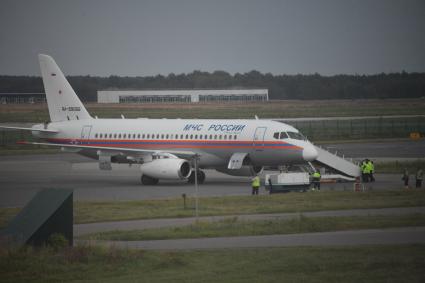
[19,141,197,158]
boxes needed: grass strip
[1,190,425,228]
[1,99,425,121]
[375,159,425,174]
[82,214,425,241]
[1,244,424,283]
[73,190,425,224]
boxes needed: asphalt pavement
[82,227,425,250]
[0,139,423,207]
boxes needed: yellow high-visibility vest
[252,176,260,187]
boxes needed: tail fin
[38,54,92,122]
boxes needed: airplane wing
[18,141,197,159]
[0,126,59,133]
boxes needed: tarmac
[84,227,425,250]
[0,139,424,208]
[1,139,425,250]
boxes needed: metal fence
[287,116,425,141]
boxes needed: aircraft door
[81,125,92,140]
[252,127,267,151]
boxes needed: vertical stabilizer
[39,54,91,122]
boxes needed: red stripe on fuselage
[45,138,304,150]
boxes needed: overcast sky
[1,0,424,76]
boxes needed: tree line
[0,70,424,102]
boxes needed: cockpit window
[273,132,279,139]
[279,132,288,139]
[287,132,306,140]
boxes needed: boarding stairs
[313,145,361,178]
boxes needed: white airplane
[1,54,318,185]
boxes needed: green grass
[1,99,425,121]
[73,190,425,224]
[1,244,425,282]
[2,190,424,228]
[375,160,425,174]
[82,214,425,241]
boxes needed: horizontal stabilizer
[0,126,59,133]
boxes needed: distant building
[0,93,46,104]
[97,89,268,103]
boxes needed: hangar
[97,89,268,103]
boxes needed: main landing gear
[188,170,205,184]
[141,174,159,185]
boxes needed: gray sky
[1,0,424,76]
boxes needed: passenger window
[194,135,198,139]
[219,135,222,140]
[114,134,117,138]
[190,134,193,139]
[209,134,213,139]
[109,134,112,138]
[118,134,122,138]
[95,133,98,138]
[156,134,160,139]
[280,132,288,139]
[123,134,126,139]
[214,135,217,139]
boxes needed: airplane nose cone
[303,146,318,161]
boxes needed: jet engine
[140,158,191,180]
[216,165,263,177]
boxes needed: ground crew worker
[367,159,374,182]
[360,160,367,183]
[402,168,409,189]
[251,175,260,195]
[416,168,423,188]
[312,170,321,191]
[369,160,375,182]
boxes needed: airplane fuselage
[35,118,314,168]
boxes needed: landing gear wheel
[188,170,205,184]
[141,174,159,185]
[198,170,205,184]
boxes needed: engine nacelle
[216,165,263,177]
[140,158,191,180]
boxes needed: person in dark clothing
[416,168,423,188]
[402,168,409,189]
